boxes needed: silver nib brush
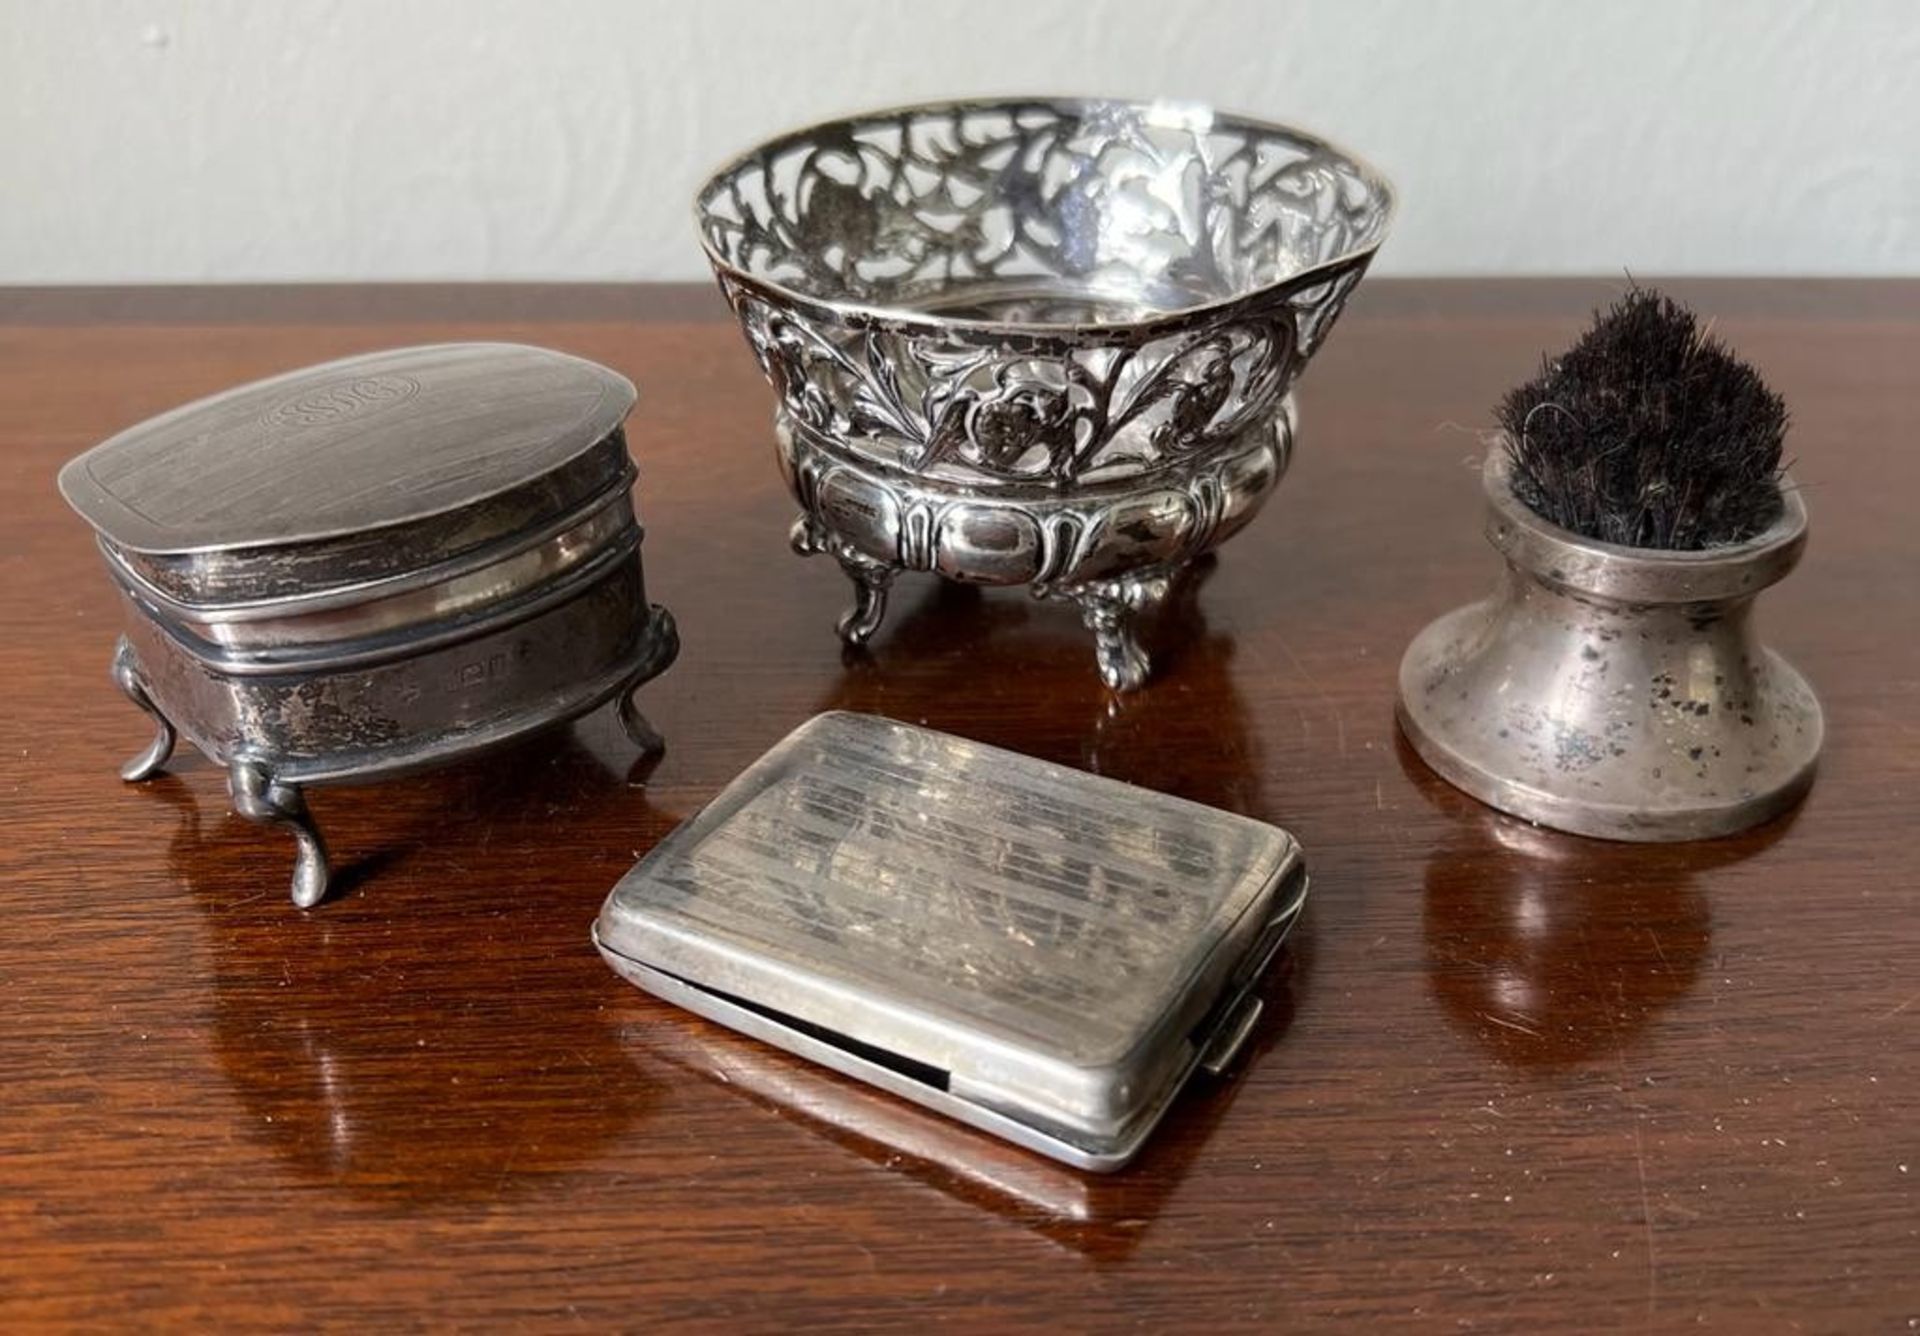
[1397,287,1821,841]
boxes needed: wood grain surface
[0,280,1913,1332]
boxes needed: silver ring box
[594,711,1307,1170]
[60,343,679,908]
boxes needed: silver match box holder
[594,711,1307,1171]
[60,343,679,908]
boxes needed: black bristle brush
[1499,286,1788,551]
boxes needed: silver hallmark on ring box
[59,343,679,908]
[593,711,1308,1171]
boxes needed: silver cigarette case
[593,711,1307,1170]
[60,343,678,908]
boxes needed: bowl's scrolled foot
[111,634,176,782]
[1041,572,1174,693]
[836,569,894,647]
[228,759,331,909]
[792,512,899,647]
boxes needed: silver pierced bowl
[697,97,1394,688]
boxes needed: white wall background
[3,0,1915,283]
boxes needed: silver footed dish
[696,97,1395,688]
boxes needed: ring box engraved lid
[593,711,1308,1171]
[58,343,679,909]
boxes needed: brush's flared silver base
[1396,451,1822,842]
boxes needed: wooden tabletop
[2,281,1914,1331]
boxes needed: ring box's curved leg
[111,635,176,781]
[614,603,678,757]
[617,689,666,756]
[229,759,331,909]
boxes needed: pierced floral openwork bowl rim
[693,94,1397,341]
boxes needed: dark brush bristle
[1499,287,1788,550]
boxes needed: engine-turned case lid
[58,343,637,607]
[594,711,1309,1171]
